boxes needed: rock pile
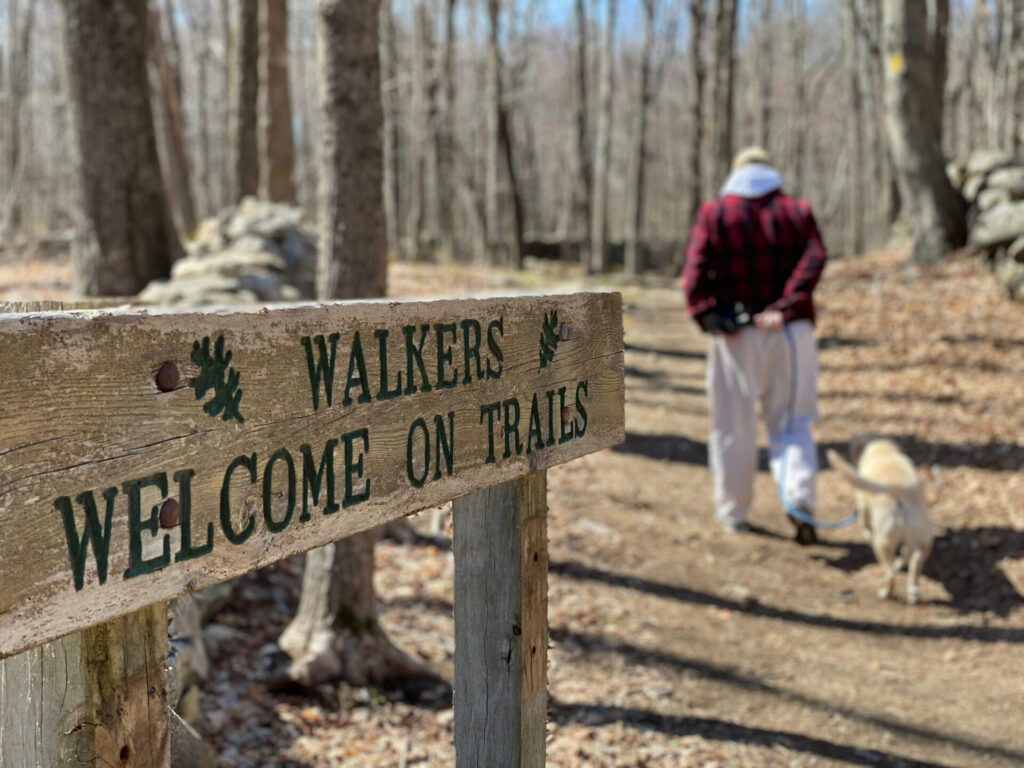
[948,149,1024,302]
[139,198,317,305]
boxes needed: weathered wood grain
[453,473,548,768]
[0,602,169,768]
[0,293,623,657]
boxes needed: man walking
[682,147,827,544]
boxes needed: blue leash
[778,323,856,530]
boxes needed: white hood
[719,164,784,199]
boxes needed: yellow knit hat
[732,146,772,171]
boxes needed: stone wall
[140,198,317,305]
[948,150,1024,302]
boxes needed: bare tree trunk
[422,2,440,254]
[624,0,656,276]
[438,0,458,260]
[162,0,184,104]
[408,0,440,262]
[787,0,807,195]
[194,0,214,217]
[281,0,430,691]
[498,81,525,270]
[684,0,708,228]
[58,0,180,296]
[573,0,591,264]
[863,0,900,227]
[314,0,387,299]
[3,0,36,238]
[150,4,198,236]
[218,0,232,209]
[408,1,428,262]
[984,0,1004,148]
[259,0,296,203]
[590,0,616,274]
[294,14,317,216]
[882,0,965,263]
[281,530,429,687]
[756,0,773,149]
[380,0,402,259]
[844,0,864,255]
[484,0,501,262]
[969,1,987,151]
[686,0,706,227]
[1008,0,1023,155]
[710,0,737,185]
[484,0,523,269]
[230,0,259,202]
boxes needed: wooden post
[0,602,169,768]
[453,472,548,768]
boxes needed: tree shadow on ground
[817,334,875,350]
[549,627,1024,767]
[926,527,1024,616]
[549,559,1024,643]
[820,357,1017,375]
[548,698,958,768]
[624,366,705,396]
[810,527,1024,616]
[613,432,1024,472]
[625,342,706,360]
[936,333,1024,350]
[821,388,965,406]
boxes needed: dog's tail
[825,449,923,503]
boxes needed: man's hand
[754,310,784,331]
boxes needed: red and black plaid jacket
[682,191,827,327]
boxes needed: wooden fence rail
[0,293,624,767]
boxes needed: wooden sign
[0,293,624,658]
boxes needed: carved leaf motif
[188,335,245,423]
[539,310,560,369]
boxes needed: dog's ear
[848,435,870,464]
[848,433,883,464]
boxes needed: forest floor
[2,248,1023,767]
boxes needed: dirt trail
[4,251,1023,766]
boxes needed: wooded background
[0,0,1021,272]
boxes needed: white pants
[706,320,818,526]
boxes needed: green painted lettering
[123,473,171,579]
[486,317,504,380]
[375,328,403,400]
[461,319,483,384]
[300,440,339,520]
[406,417,430,487]
[263,448,296,534]
[403,324,433,395]
[342,428,371,507]
[221,454,257,545]
[301,333,340,411]
[503,397,523,459]
[434,323,458,389]
[56,488,118,591]
[433,412,455,479]
[558,387,574,444]
[174,468,213,563]
[480,402,501,464]
[575,380,589,437]
[526,393,544,454]
[545,389,557,447]
[343,331,373,406]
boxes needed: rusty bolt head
[159,499,180,529]
[561,407,571,425]
[155,362,179,392]
[559,323,569,341]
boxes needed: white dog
[827,440,933,604]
